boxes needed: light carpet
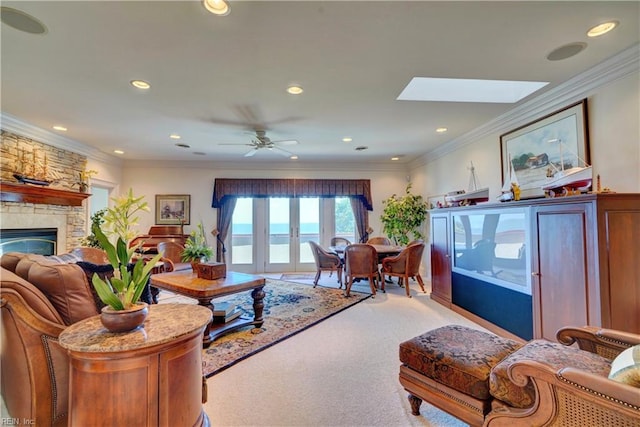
[201,279,371,377]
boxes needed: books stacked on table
[212,302,242,323]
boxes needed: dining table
[328,243,405,284]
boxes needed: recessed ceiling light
[202,0,230,16]
[114,150,124,155]
[169,134,181,139]
[290,155,299,160]
[587,21,618,37]
[397,77,548,103]
[1,7,47,34]
[130,80,150,90]
[52,125,67,131]
[391,157,399,161]
[436,127,448,133]
[342,137,353,142]
[287,85,304,95]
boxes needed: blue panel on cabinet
[452,272,533,340]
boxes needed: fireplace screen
[0,228,57,256]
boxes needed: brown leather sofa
[0,251,108,426]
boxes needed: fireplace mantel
[1,181,90,207]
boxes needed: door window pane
[269,198,290,263]
[299,198,319,263]
[231,198,253,264]
[335,197,356,243]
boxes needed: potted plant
[90,189,162,332]
[181,222,214,269]
[380,183,428,245]
[79,208,107,248]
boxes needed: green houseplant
[380,183,429,245]
[79,208,107,248]
[90,189,162,331]
[181,222,214,267]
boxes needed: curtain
[350,197,370,243]
[215,197,237,263]
[212,178,373,210]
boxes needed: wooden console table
[59,304,212,427]
[150,270,266,347]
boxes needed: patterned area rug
[202,279,371,377]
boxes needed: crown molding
[415,43,640,166]
[0,112,123,166]
[123,158,407,173]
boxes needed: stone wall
[1,130,89,252]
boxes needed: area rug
[202,279,371,377]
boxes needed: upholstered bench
[399,325,522,426]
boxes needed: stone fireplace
[1,131,89,254]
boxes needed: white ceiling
[1,1,639,164]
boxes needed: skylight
[397,77,548,103]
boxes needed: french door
[229,197,322,273]
[264,197,319,272]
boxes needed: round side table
[60,303,212,427]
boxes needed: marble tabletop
[59,303,212,352]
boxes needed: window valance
[212,178,373,210]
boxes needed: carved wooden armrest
[556,326,640,359]
[485,359,640,426]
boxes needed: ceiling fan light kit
[219,129,299,158]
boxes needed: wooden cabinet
[430,212,451,307]
[532,203,595,341]
[429,193,640,340]
[59,304,212,427]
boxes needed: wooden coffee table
[150,270,266,347]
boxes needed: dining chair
[380,243,426,297]
[308,241,343,288]
[330,237,352,247]
[367,236,392,245]
[343,243,379,297]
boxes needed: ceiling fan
[219,130,299,157]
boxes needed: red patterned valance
[212,178,373,210]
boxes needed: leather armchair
[380,243,426,297]
[343,243,379,297]
[308,241,342,288]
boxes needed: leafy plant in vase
[181,222,214,270]
[380,183,428,245]
[91,189,162,332]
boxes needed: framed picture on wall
[155,194,190,225]
[500,99,589,198]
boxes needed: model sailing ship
[445,162,489,206]
[498,157,519,202]
[13,149,60,186]
[541,138,592,196]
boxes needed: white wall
[120,161,409,245]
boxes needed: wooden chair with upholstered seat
[366,236,392,245]
[308,241,343,288]
[380,243,426,297]
[157,241,190,271]
[343,243,379,297]
[71,247,110,264]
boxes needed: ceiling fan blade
[272,146,294,157]
[244,149,258,157]
[272,139,299,146]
